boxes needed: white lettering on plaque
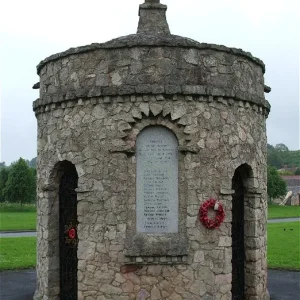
[136,126,178,233]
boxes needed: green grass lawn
[0,203,36,213]
[268,205,300,219]
[0,203,36,231]
[0,237,36,270]
[267,222,300,270]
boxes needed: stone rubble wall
[35,93,269,300]
[34,45,269,113]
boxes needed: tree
[295,168,300,175]
[0,167,10,202]
[25,157,37,168]
[275,143,289,151]
[29,167,37,202]
[29,157,37,168]
[267,150,284,169]
[3,158,36,205]
[267,165,287,202]
[267,143,300,169]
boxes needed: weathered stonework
[34,1,270,299]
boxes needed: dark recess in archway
[231,164,252,300]
[59,161,78,300]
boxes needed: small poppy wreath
[199,198,225,229]
[68,228,76,239]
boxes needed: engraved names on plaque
[136,126,178,233]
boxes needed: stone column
[137,0,170,35]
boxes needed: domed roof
[37,0,264,74]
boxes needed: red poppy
[68,228,76,239]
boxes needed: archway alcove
[231,163,265,300]
[58,162,78,300]
[36,161,78,300]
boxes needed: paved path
[0,269,36,300]
[0,269,299,300]
[268,269,300,300]
[0,231,37,238]
[268,217,300,223]
[1,218,298,238]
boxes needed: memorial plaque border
[124,123,188,261]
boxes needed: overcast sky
[0,0,299,165]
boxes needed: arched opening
[231,164,252,300]
[58,161,78,300]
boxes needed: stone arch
[37,160,78,299]
[129,115,193,152]
[135,121,180,145]
[231,163,265,300]
[111,103,200,155]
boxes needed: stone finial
[137,0,170,35]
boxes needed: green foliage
[267,150,284,169]
[268,222,300,270]
[29,167,37,202]
[0,167,10,202]
[281,150,300,168]
[267,166,287,201]
[0,237,37,270]
[278,169,294,175]
[25,157,37,168]
[275,143,289,151]
[267,143,300,170]
[2,158,36,205]
[295,168,300,175]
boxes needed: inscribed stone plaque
[136,126,178,233]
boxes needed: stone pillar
[137,0,170,34]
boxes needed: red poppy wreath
[68,228,76,239]
[199,198,225,229]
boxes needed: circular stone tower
[33,1,271,299]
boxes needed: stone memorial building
[33,0,271,299]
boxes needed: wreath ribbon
[199,198,225,229]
